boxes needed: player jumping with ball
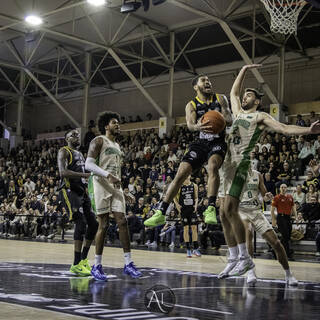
[145,75,232,228]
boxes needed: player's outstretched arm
[230,64,262,117]
[260,113,320,136]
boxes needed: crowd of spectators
[0,111,320,255]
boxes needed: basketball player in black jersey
[145,75,232,227]
[58,129,98,276]
[174,175,200,258]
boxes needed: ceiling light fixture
[25,15,43,26]
[87,0,106,6]
[121,1,141,13]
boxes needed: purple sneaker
[123,262,142,279]
[91,264,107,281]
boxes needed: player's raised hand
[310,120,320,134]
[196,116,212,133]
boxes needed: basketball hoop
[260,0,307,35]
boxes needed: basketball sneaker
[123,262,142,278]
[192,249,201,257]
[246,269,257,287]
[79,259,92,276]
[187,249,192,258]
[228,256,255,276]
[203,206,217,224]
[70,262,91,277]
[218,258,238,279]
[144,209,166,227]
[91,264,108,281]
[286,274,298,286]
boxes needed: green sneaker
[79,259,92,275]
[70,261,91,277]
[203,205,217,224]
[144,209,166,227]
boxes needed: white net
[260,0,307,35]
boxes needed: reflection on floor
[0,262,319,320]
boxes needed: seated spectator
[300,197,320,222]
[310,111,318,124]
[127,210,142,244]
[293,184,306,206]
[133,197,145,219]
[159,209,178,248]
[264,172,276,196]
[296,114,306,127]
[250,152,258,171]
[302,170,319,193]
[167,151,178,164]
[314,135,320,153]
[275,162,292,189]
[24,178,35,195]
[306,184,318,203]
[297,141,315,175]
[291,213,306,241]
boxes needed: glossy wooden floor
[0,239,319,320]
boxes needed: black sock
[208,196,217,207]
[186,242,191,250]
[81,246,90,260]
[159,201,169,214]
[193,241,199,249]
[74,251,82,265]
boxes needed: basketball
[202,110,226,134]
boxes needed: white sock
[124,252,132,265]
[285,269,291,277]
[248,268,256,276]
[229,246,239,260]
[95,255,102,266]
[238,242,249,258]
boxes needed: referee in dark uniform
[271,184,298,259]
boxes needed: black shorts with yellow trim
[59,188,91,221]
[182,139,227,171]
[181,207,198,226]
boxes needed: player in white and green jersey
[219,63,320,278]
[85,111,141,281]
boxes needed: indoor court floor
[0,240,319,320]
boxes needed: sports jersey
[59,146,86,195]
[178,183,195,208]
[190,94,225,142]
[239,170,262,210]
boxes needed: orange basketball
[202,110,226,134]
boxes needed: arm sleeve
[85,157,109,178]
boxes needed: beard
[199,87,213,98]
[242,101,255,110]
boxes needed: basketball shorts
[239,208,272,236]
[181,207,198,226]
[59,188,92,221]
[182,139,227,171]
[222,156,251,201]
[88,175,125,215]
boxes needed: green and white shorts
[239,208,272,236]
[88,175,125,215]
[222,157,251,200]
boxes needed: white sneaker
[247,269,257,287]
[169,242,175,248]
[229,256,255,276]
[286,274,298,286]
[315,252,320,257]
[149,241,157,248]
[145,240,150,246]
[218,258,238,279]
